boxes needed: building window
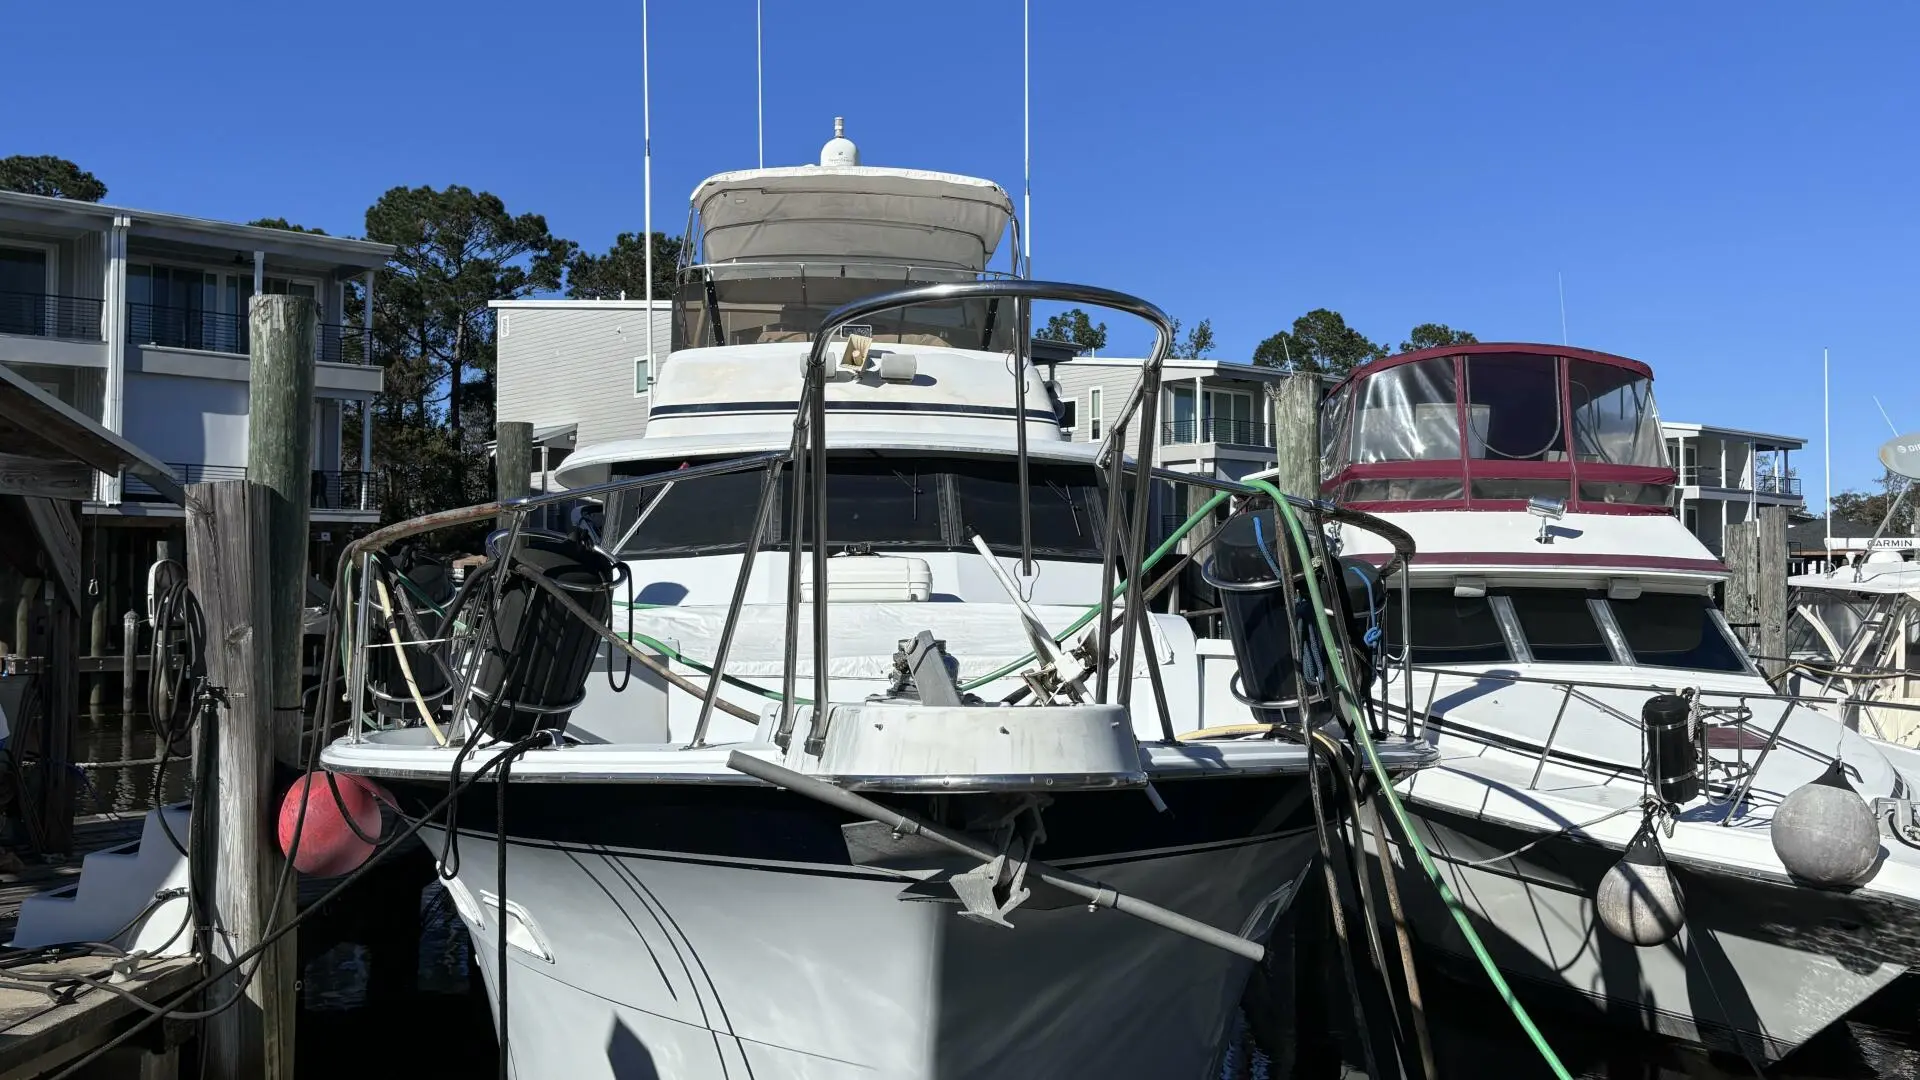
[1088,388,1102,442]
[1165,385,1196,444]
[1205,388,1258,444]
[634,356,651,394]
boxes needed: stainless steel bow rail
[333,280,1185,745]
[330,278,1423,754]
[1382,663,1920,823]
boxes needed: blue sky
[5,1,1916,496]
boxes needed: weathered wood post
[247,295,317,769]
[496,420,533,527]
[14,579,38,675]
[121,610,139,718]
[1723,519,1758,650]
[1756,505,1788,673]
[1270,374,1322,501]
[186,481,294,1080]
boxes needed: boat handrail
[1385,662,1920,821]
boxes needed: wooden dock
[0,817,197,1080]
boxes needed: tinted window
[1384,590,1512,664]
[1502,590,1614,663]
[797,460,944,546]
[1610,592,1748,673]
[610,468,769,555]
[606,454,1106,560]
[953,461,1103,557]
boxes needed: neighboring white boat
[1258,342,1920,1064]
[1783,553,1920,746]
[318,124,1435,1080]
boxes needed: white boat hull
[407,775,1320,1080]
[1372,798,1913,1061]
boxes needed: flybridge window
[672,262,1020,352]
[1568,360,1664,467]
[1609,591,1748,673]
[1382,590,1512,664]
[1349,358,1460,464]
[606,454,1109,559]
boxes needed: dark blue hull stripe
[649,400,1060,424]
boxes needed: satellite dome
[820,117,860,167]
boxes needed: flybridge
[1318,343,1676,515]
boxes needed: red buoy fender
[277,771,387,878]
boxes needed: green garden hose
[1250,479,1572,1080]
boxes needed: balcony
[127,303,372,364]
[1161,418,1272,447]
[312,469,382,512]
[123,463,248,500]
[121,464,380,512]
[1675,465,1801,497]
[0,291,104,341]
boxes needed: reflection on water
[1231,956,1920,1079]
[73,710,191,816]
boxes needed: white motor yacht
[1259,342,1920,1064]
[317,124,1435,1080]
[1783,551,1920,746]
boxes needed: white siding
[496,303,672,448]
[124,372,249,467]
[1048,364,1143,444]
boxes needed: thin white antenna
[1873,395,1901,437]
[756,0,764,168]
[1556,271,1568,345]
[1022,0,1031,277]
[1824,347,1832,559]
[643,0,654,381]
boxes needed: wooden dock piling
[1270,374,1322,501]
[186,480,295,1080]
[1724,504,1789,675]
[246,294,317,770]
[496,420,533,527]
[121,609,138,718]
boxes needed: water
[72,709,190,817]
[1223,948,1920,1079]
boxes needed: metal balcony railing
[128,303,373,364]
[128,303,245,354]
[318,324,371,365]
[1677,465,1801,497]
[1161,418,1272,447]
[312,470,382,512]
[120,464,380,511]
[123,463,248,500]
[0,291,104,340]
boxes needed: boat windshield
[673,261,1021,352]
[1384,587,1747,673]
[1785,592,1874,663]
[602,451,1111,561]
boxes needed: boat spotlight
[1527,496,1566,544]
